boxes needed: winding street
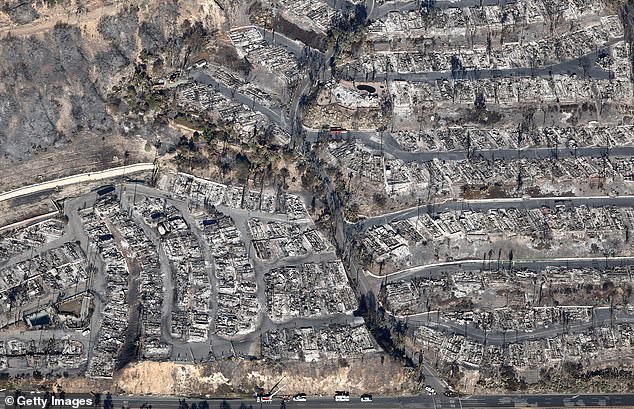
[359,195,634,230]
[355,256,634,295]
[400,306,634,346]
[323,128,632,164]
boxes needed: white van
[334,391,350,402]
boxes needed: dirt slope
[48,356,416,396]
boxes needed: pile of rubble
[364,204,632,271]
[177,82,289,143]
[0,242,88,321]
[262,324,376,361]
[382,266,634,316]
[137,197,210,343]
[80,198,131,378]
[111,199,170,358]
[386,77,633,107]
[229,27,300,84]
[415,322,634,372]
[394,125,634,152]
[265,261,357,322]
[0,219,64,263]
[0,337,85,372]
[247,218,330,260]
[196,207,260,338]
[161,173,306,218]
[276,0,339,34]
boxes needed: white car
[425,386,436,395]
[292,393,307,402]
[360,394,373,402]
[334,392,350,402]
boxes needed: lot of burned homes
[374,254,634,390]
[413,319,634,390]
[0,172,377,378]
[374,256,634,390]
[358,0,624,75]
[360,202,634,274]
[328,139,634,201]
[2,0,634,393]
[309,0,630,128]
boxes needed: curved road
[360,194,634,230]
[334,128,631,164]
[363,256,634,285]
[404,307,634,345]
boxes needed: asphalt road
[78,393,634,409]
[0,163,155,204]
[369,0,519,20]
[256,26,322,58]
[6,393,634,409]
[306,126,634,163]
[192,71,290,133]
[344,44,618,83]
[335,128,632,163]
[462,394,634,408]
[370,256,634,283]
[406,307,634,345]
[358,194,634,230]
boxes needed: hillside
[0,0,236,190]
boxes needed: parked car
[292,393,307,402]
[360,394,373,402]
[334,391,350,402]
